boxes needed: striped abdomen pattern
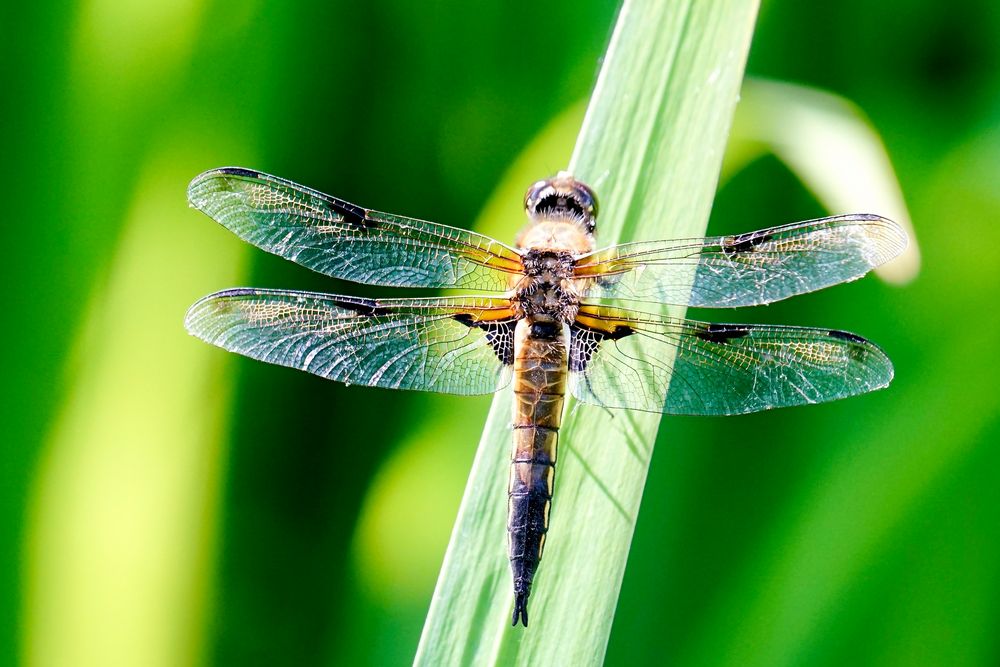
[508,318,568,626]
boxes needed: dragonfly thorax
[514,249,581,322]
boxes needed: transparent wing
[570,305,893,415]
[185,289,516,395]
[574,215,907,307]
[188,168,524,291]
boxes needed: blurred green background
[4,0,1000,665]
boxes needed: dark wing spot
[454,315,516,365]
[328,198,373,229]
[723,230,773,255]
[330,296,389,316]
[828,329,868,344]
[217,166,262,179]
[828,329,872,361]
[217,287,262,297]
[569,322,634,372]
[213,167,375,228]
[608,325,633,340]
[696,323,751,344]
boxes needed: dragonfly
[185,167,907,627]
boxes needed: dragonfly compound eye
[523,172,599,230]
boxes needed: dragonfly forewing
[574,214,907,307]
[188,168,525,291]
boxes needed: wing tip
[856,213,909,265]
[826,328,896,393]
[184,293,221,337]
[184,288,262,337]
[810,212,910,267]
[187,166,263,208]
[880,217,909,259]
[874,345,895,389]
[183,299,209,338]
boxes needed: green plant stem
[415,1,759,664]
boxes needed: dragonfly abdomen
[508,319,569,626]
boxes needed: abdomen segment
[509,319,568,626]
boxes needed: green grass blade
[414,1,759,664]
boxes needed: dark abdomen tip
[512,592,529,626]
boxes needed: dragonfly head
[524,172,599,234]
